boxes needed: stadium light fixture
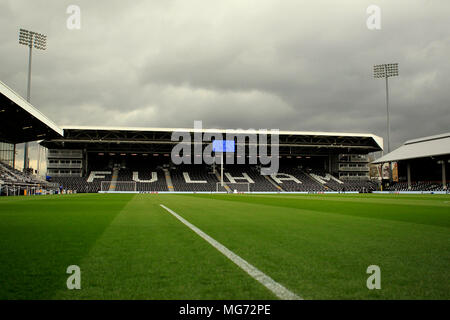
[18,28,47,172]
[373,63,399,154]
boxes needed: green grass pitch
[0,193,449,300]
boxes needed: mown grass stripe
[160,204,302,300]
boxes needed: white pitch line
[159,204,302,300]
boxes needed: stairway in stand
[108,165,120,192]
[163,168,174,192]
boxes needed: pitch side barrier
[373,191,449,195]
[98,191,228,194]
[97,191,360,194]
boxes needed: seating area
[274,167,327,192]
[386,181,448,192]
[0,161,55,195]
[339,180,378,192]
[170,165,219,192]
[306,169,377,192]
[119,168,168,192]
[0,162,43,185]
[52,176,100,193]
[49,162,383,193]
[51,165,167,193]
[224,165,279,192]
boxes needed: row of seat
[0,162,44,185]
[386,181,449,191]
[0,162,56,196]
[51,165,379,193]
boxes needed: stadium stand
[51,176,92,193]
[170,165,220,192]
[385,181,448,192]
[308,169,343,191]
[0,161,55,195]
[223,165,279,192]
[1,79,397,195]
[373,133,449,191]
[119,168,168,192]
[340,180,378,192]
[47,160,380,193]
[273,166,326,192]
[307,169,377,192]
[0,162,40,184]
[38,126,386,193]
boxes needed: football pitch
[0,193,449,300]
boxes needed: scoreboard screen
[212,140,235,153]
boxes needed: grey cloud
[1,0,450,172]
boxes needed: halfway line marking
[159,204,302,300]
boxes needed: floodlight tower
[373,63,399,154]
[19,28,47,171]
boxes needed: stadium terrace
[34,124,382,193]
[1,79,448,195]
[0,80,401,194]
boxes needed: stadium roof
[0,80,63,144]
[41,125,383,155]
[373,132,450,163]
[60,125,384,142]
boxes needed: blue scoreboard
[212,140,235,153]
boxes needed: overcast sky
[1,0,449,169]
